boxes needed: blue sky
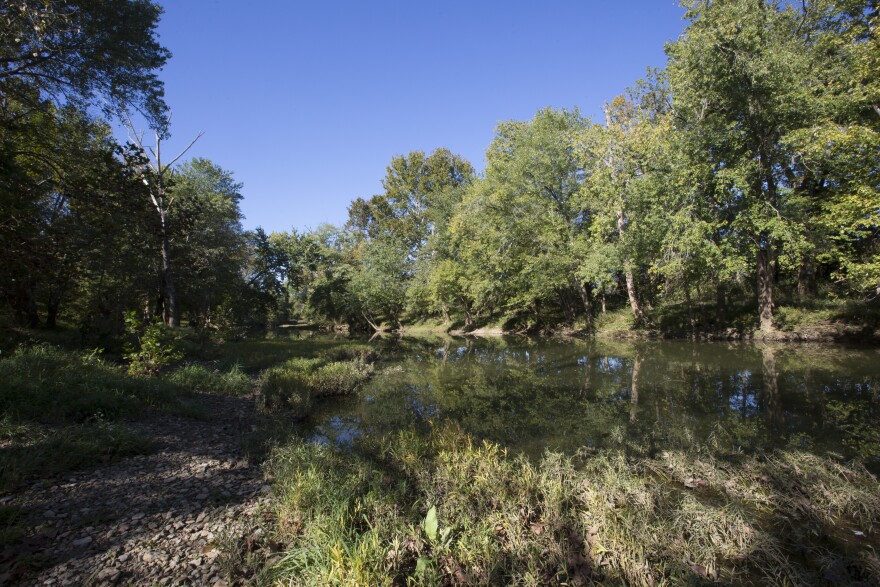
[148,1,687,233]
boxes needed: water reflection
[305,338,880,468]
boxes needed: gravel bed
[0,394,270,586]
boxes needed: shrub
[123,312,183,376]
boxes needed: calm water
[304,337,880,466]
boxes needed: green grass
[204,335,366,373]
[0,344,199,424]
[0,421,154,493]
[260,356,375,415]
[165,362,253,395]
[257,426,880,586]
[594,307,637,335]
[0,344,203,492]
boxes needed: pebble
[0,394,268,586]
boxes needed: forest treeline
[2,0,878,340]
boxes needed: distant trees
[285,1,878,334]
[2,0,877,337]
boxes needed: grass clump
[0,344,195,424]
[260,357,374,415]
[317,344,380,364]
[261,426,880,586]
[166,362,252,395]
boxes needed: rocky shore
[1,394,269,586]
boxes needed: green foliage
[0,0,169,125]
[123,312,183,376]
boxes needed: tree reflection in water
[304,337,880,470]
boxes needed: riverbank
[2,334,879,585]
[259,425,880,586]
[396,301,880,343]
[1,392,269,586]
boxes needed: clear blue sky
[148,1,687,233]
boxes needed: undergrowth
[0,344,198,424]
[0,344,201,491]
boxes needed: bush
[123,312,183,376]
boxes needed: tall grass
[260,357,374,415]
[259,426,880,586]
[166,362,252,395]
[0,344,197,424]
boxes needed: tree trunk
[617,209,645,323]
[25,285,39,329]
[559,291,576,323]
[46,287,62,328]
[573,276,594,327]
[715,280,726,313]
[797,259,813,300]
[684,282,695,333]
[460,297,474,328]
[361,311,381,332]
[159,211,179,327]
[757,245,774,331]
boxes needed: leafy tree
[167,158,247,328]
[349,235,411,330]
[667,0,817,330]
[450,109,591,328]
[0,0,169,125]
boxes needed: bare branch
[164,131,205,170]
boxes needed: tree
[667,0,815,330]
[167,158,247,327]
[122,117,203,327]
[0,0,169,125]
[349,235,411,330]
[449,109,591,328]
[0,101,153,330]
